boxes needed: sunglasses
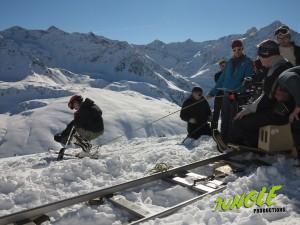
[275,28,289,36]
[193,92,202,96]
[233,48,243,52]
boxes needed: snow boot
[212,129,228,153]
[73,133,92,153]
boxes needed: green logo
[213,185,282,211]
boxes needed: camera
[240,76,264,104]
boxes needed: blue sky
[0,0,299,44]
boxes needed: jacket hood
[82,98,94,107]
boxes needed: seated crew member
[231,40,293,147]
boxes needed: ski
[212,129,228,152]
[48,148,100,160]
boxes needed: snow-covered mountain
[0,20,299,157]
[136,21,300,89]
[1,21,300,225]
[1,21,299,98]
[0,26,193,105]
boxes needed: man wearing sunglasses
[275,25,300,66]
[232,40,293,147]
[208,39,253,144]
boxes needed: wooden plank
[165,172,224,193]
[108,195,151,219]
[193,184,215,192]
[130,185,226,225]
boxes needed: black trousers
[231,112,289,147]
[212,95,223,129]
[220,96,238,144]
[187,123,211,139]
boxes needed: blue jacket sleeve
[244,60,254,78]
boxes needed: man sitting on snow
[180,87,212,142]
[54,95,104,156]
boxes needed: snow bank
[0,136,299,225]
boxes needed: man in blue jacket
[208,39,253,144]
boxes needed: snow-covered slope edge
[0,136,298,225]
[0,74,187,157]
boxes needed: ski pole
[181,122,208,144]
[57,126,75,160]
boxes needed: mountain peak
[148,39,165,47]
[4,26,26,32]
[47,26,65,33]
[246,27,258,36]
[184,38,194,43]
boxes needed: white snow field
[1,21,300,224]
[0,136,299,225]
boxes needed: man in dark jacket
[180,87,211,140]
[275,25,300,66]
[274,66,300,162]
[211,59,226,129]
[54,95,104,153]
[231,40,293,147]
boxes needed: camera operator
[231,40,293,147]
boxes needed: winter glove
[234,109,251,120]
[188,118,197,124]
[206,95,213,100]
[289,107,300,123]
[54,134,62,143]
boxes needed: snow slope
[0,69,187,157]
[0,136,299,225]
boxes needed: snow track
[0,136,299,225]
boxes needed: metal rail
[0,151,242,225]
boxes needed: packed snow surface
[0,136,299,225]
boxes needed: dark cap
[257,39,279,58]
[192,86,203,93]
[231,39,243,49]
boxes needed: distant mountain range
[0,20,299,156]
[1,21,299,102]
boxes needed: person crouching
[54,95,104,153]
[180,87,212,140]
